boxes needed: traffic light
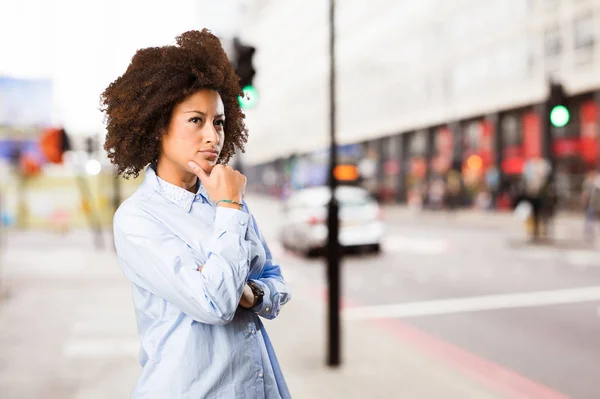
[548,82,570,128]
[233,38,258,108]
[40,127,71,164]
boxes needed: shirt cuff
[214,206,250,236]
[249,279,272,315]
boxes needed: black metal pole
[326,0,341,367]
[488,112,502,205]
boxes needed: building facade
[240,0,600,208]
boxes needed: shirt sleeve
[247,212,292,320]
[114,206,252,326]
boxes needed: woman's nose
[203,125,219,144]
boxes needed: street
[1,194,600,398]
[249,195,600,399]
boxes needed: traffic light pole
[326,0,341,367]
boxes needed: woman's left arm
[247,213,292,320]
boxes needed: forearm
[115,207,252,325]
[248,276,291,319]
[195,206,253,318]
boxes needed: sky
[0,0,240,136]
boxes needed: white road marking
[565,250,598,268]
[383,235,449,255]
[343,286,600,320]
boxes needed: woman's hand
[188,162,246,205]
[239,284,256,309]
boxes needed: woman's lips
[200,150,218,160]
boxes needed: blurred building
[239,0,600,208]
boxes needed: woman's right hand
[188,162,246,205]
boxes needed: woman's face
[160,89,225,176]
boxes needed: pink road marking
[320,289,572,399]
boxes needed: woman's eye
[215,120,224,127]
[190,117,202,124]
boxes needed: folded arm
[247,213,292,319]
[114,206,252,325]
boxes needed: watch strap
[247,281,264,308]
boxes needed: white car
[280,185,384,256]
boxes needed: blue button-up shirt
[113,165,292,399]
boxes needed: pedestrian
[582,170,600,243]
[101,29,292,398]
[539,177,558,240]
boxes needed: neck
[156,158,198,193]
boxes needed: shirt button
[239,220,246,226]
[265,307,271,312]
[251,329,256,334]
[258,372,264,378]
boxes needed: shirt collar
[145,165,201,212]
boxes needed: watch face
[249,282,264,307]
[254,285,264,297]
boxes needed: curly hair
[101,29,248,178]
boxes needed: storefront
[406,130,428,206]
[460,119,496,205]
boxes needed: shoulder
[113,188,161,235]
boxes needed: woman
[101,29,292,399]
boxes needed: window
[543,0,560,11]
[464,121,482,152]
[501,115,522,147]
[574,14,595,50]
[410,131,427,156]
[544,25,563,58]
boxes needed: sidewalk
[0,230,510,399]
[381,204,582,230]
[267,285,510,399]
[382,204,598,250]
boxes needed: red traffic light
[40,127,70,164]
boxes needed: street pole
[326,0,341,367]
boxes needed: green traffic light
[238,85,258,109]
[550,105,570,127]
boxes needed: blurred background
[2,0,600,398]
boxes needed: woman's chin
[193,160,217,175]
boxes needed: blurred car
[280,185,384,256]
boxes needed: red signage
[553,138,580,157]
[502,157,525,175]
[522,112,541,159]
[432,127,453,173]
[411,157,427,178]
[438,127,453,156]
[480,120,495,167]
[580,101,598,165]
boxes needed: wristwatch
[247,281,264,308]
